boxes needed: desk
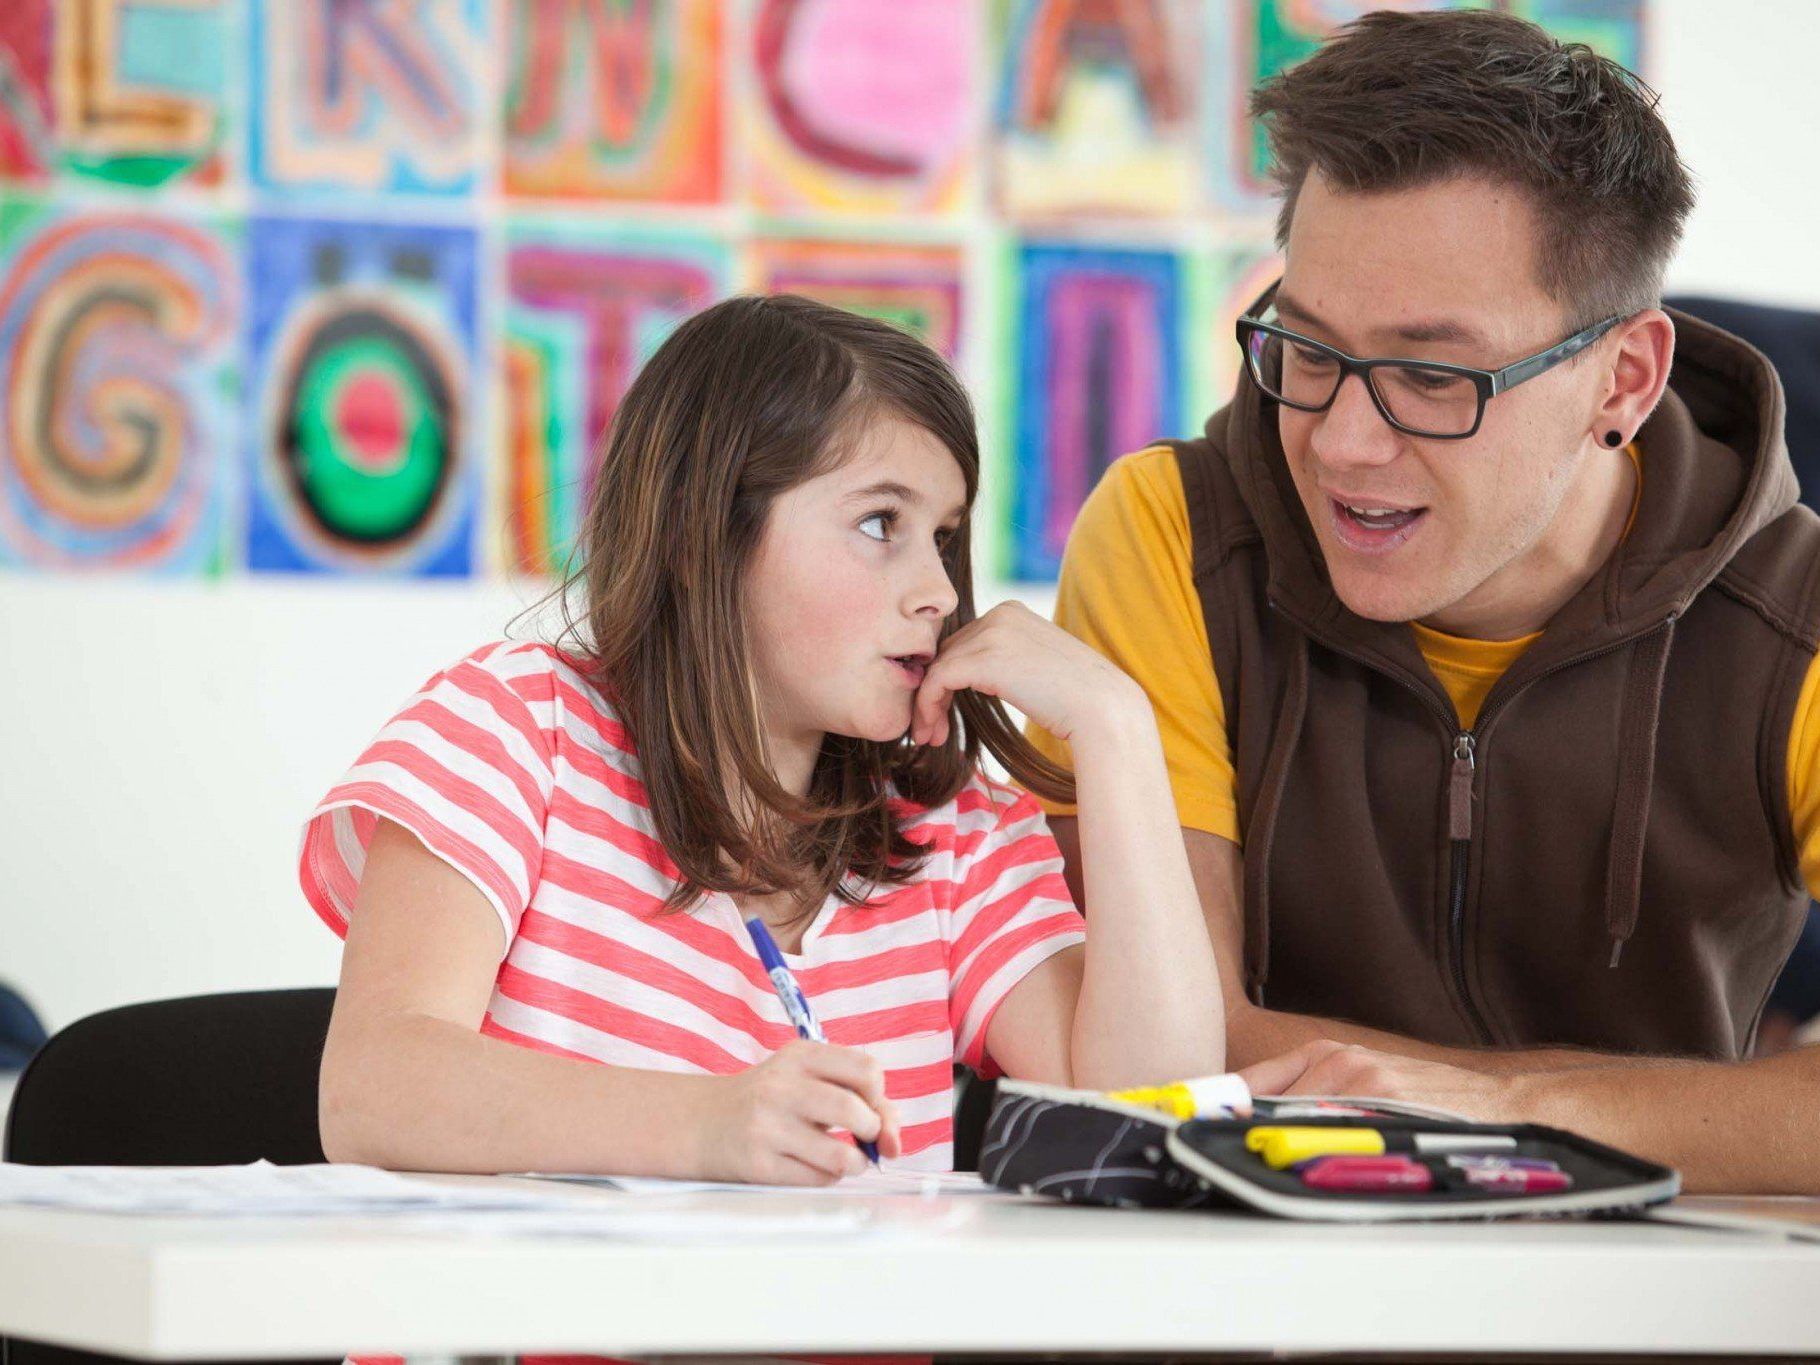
[1,1176,1818,1361]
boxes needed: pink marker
[1298,1155,1433,1192]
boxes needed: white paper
[520,1167,1000,1198]
[0,1160,587,1216]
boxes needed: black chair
[2,988,339,1365]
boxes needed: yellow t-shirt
[1026,444,1820,896]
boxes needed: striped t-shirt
[299,639,1087,1172]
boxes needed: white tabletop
[1,1175,1818,1361]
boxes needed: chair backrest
[1667,295,1820,505]
[2,989,339,1365]
[4,988,334,1166]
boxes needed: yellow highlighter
[1248,1126,1387,1168]
[1107,1073,1253,1120]
[1246,1125,1517,1170]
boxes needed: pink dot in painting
[780,0,973,173]
[334,371,406,472]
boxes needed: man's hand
[1238,1039,1524,1122]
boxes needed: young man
[1028,9,1820,1193]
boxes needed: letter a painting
[744,0,976,215]
[1004,242,1183,581]
[501,0,723,204]
[252,0,484,197]
[245,216,480,576]
[993,0,1199,217]
[0,201,238,572]
[502,221,729,576]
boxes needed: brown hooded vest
[1174,308,1820,1059]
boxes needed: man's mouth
[1328,496,1429,553]
[888,653,933,686]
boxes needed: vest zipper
[1447,732,1492,1043]
[1266,600,1678,1047]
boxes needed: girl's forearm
[320,1010,717,1176]
[1066,693,1226,1087]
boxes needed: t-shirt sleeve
[1024,446,1241,843]
[298,642,557,954]
[946,785,1086,1075]
[1786,647,1820,898]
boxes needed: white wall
[7,0,1820,1034]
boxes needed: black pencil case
[979,1080,1680,1222]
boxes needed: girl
[302,294,1223,1190]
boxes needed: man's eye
[859,511,895,541]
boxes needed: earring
[1604,430,1624,448]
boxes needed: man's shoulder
[1064,444,1188,562]
[1097,442,1187,506]
[1717,502,1820,648]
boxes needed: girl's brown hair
[559,293,1074,920]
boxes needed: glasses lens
[1371,364,1482,437]
[1245,330,1341,412]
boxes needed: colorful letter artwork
[994,0,1200,218]
[0,203,236,571]
[750,239,965,362]
[503,224,729,575]
[1008,243,1183,581]
[0,1,1646,581]
[245,216,478,575]
[744,0,977,216]
[502,0,723,204]
[252,0,483,197]
[3,0,230,188]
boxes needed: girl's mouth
[888,654,932,686]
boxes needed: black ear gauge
[1604,430,1625,448]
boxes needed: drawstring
[1243,633,1310,1002]
[1604,616,1678,968]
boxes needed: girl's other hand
[910,601,1146,748]
[697,1040,903,1185]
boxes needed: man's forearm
[1228,1000,1627,1074]
[1234,1009,1820,1194]
[1510,1047,1820,1194]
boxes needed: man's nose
[1308,372,1403,469]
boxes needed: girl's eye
[859,511,896,542]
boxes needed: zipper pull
[1449,733,1476,841]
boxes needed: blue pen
[742,915,881,1164]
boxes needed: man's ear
[1591,309,1675,447]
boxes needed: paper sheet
[519,1167,999,1198]
[0,1160,886,1238]
[0,1160,565,1215]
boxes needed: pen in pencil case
[742,915,882,1165]
[1247,1125,1517,1169]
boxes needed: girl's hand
[910,601,1146,748]
[696,1040,903,1185]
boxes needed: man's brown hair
[562,294,1073,922]
[1251,9,1694,328]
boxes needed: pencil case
[979,1080,1680,1222]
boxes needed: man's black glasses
[1236,292,1624,440]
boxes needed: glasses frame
[1236,295,1626,440]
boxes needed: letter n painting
[501,0,723,204]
